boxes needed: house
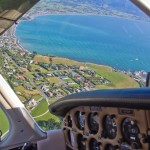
[61,76,69,80]
[103,79,110,84]
[7,72,13,76]
[24,86,33,90]
[17,74,25,81]
[46,72,52,76]
[48,91,53,97]
[35,73,43,79]
[52,64,58,70]
[34,61,39,65]
[28,99,37,107]
[76,76,81,80]
[79,66,85,70]
[41,86,49,92]
[30,60,34,64]
[83,81,89,87]
[20,52,26,56]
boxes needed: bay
[15,15,150,71]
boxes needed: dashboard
[49,88,150,150]
[62,106,150,150]
[1,82,150,150]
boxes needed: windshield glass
[0,0,149,131]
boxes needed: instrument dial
[122,118,142,149]
[75,111,85,130]
[89,138,100,150]
[103,115,117,139]
[77,134,86,150]
[88,112,99,134]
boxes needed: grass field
[34,55,84,66]
[32,94,42,101]
[0,108,9,136]
[87,63,112,71]
[14,85,40,99]
[46,77,60,84]
[31,99,60,130]
[31,99,59,121]
[88,64,139,88]
[31,99,48,117]
[63,78,73,82]
[34,111,59,122]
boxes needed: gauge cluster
[62,106,150,150]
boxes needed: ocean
[15,15,150,71]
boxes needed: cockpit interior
[0,0,150,150]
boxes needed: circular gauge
[75,111,85,130]
[68,130,75,147]
[88,112,99,134]
[103,115,117,139]
[89,138,100,150]
[67,115,72,127]
[77,134,86,150]
[105,144,117,150]
[122,118,142,148]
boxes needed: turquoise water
[15,15,150,71]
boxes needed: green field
[87,63,139,88]
[31,99,49,117]
[0,108,9,136]
[14,85,40,100]
[46,77,60,84]
[34,55,84,66]
[31,99,60,130]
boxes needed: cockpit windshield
[0,0,150,132]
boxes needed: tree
[49,57,53,66]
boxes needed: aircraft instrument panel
[62,106,150,150]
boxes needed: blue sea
[15,15,150,71]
